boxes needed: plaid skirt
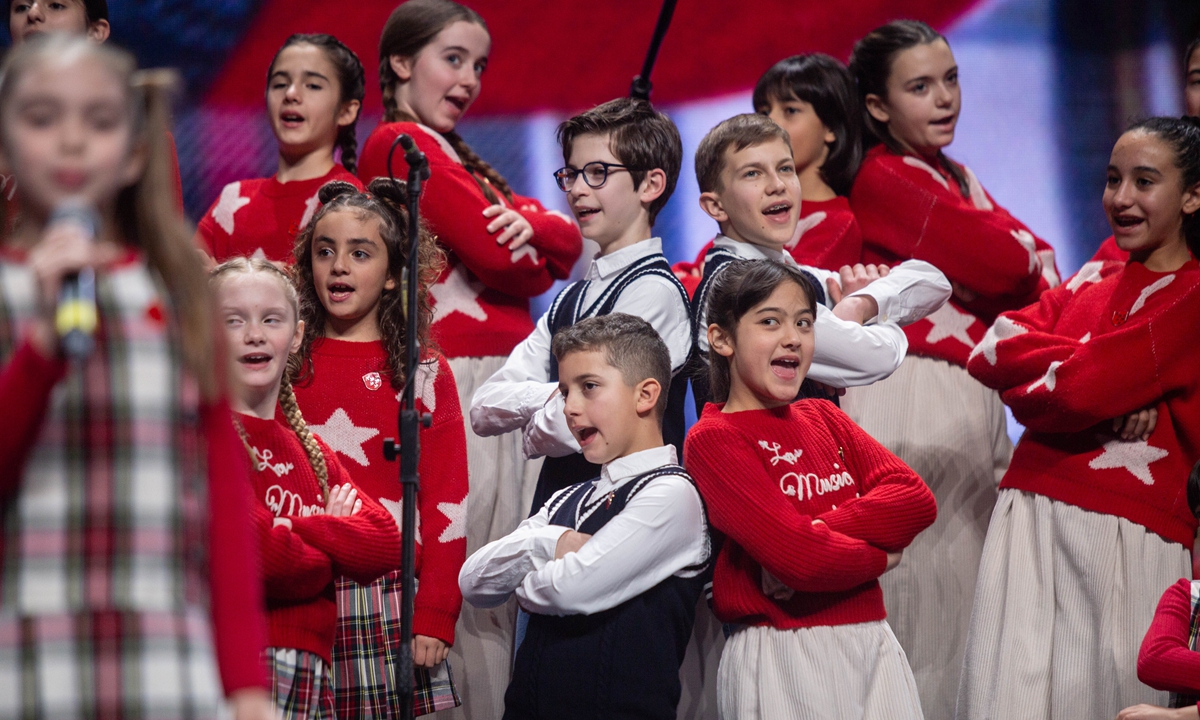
[268,647,335,720]
[333,572,461,719]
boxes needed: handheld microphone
[51,201,100,360]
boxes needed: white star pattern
[1080,332,1091,343]
[430,264,488,325]
[212,182,250,234]
[1025,361,1062,394]
[787,211,827,250]
[924,302,978,348]
[437,496,468,542]
[964,165,994,211]
[1129,274,1175,316]
[398,358,440,413]
[308,408,380,467]
[903,156,949,190]
[1066,261,1105,292]
[250,248,267,260]
[544,209,576,226]
[379,497,421,544]
[970,316,1029,365]
[510,244,541,265]
[1038,249,1060,287]
[1088,439,1169,485]
[1011,229,1040,275]
[299,191,321,230]
[416,124,461,164]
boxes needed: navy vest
[529,254,692,513]
[504,465,709,720]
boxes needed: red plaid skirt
[268,647,335,720]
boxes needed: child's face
[765,97,835,176]
[866,39,960,157]
[1104,130,1200,256]
[563,132,648,250]
[701,137,800,250]
[310,209,396,337]
[219,272,303,407]
[558,349,658,465]
[0,53,141,218]
[267,43,359,161]
[1186,46,1200,119]
[390,20,490,134]
[710,280,814,412]
[9,0,92,45]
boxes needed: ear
[290,319,305,354]
[1183,182,1200,217]
[698,191,728,223]
[864,93,890,125]
[707,323,735,359]
[87,19,110,44]
[389,54,414,82]
[384,275,397,292]
[638,168,667,206]
[336,99,361,130]
[823,124,837,145]
[635,377,662,416]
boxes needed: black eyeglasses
[553,162,635,191]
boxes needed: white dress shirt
[469,238,692,459]
[457,445,709,616]
[695,235,950,387]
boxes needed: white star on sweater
[1129,274,1175,316]
[1066,261,1105,292]
[397,358,440,413]
[299,191,321,230]
[903,156,949,190]
[786,211,827,250]
[970,316,1028,365]
[212,182,250,234]
[437,496,468,542]
[1088,439,1169,485]
[1025,361,1062,394]
[379,497,421,544]
[1011,229,1040,275]
[250,248,267,260]
[1038,249,1060,287]
[964,165,994,211]
[924,302,977,348]
[309,408,380,467]
[510,244,540,265]
[430,264,487,324]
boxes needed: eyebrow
[269,70,330,83]
[314,236,378,246]
[1134,166,1163,175]
[904,65,957,85]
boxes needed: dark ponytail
[1127,115,1200,257]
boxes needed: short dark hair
[1186,35,1200,72]
[752,54,864,196]
[551,313,672,420]
[4,0,107,21]
[695,114,790,194]
[557,98,683,226]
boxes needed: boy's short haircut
[556,97,683,226]
[695,113,791,194]
[4,0,108,21]
[552,313,672,420]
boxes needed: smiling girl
[684,259,935,720]
[198,33,365,263]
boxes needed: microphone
[51,201,100,360]
[397,134,431,181]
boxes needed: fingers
[325,484,358,516]
[825,277,843,305]
[411,636,449,669]
[1117,408,1157,442]
[506,224,534,250]
[877,264,891,277]
[481,204,505,218]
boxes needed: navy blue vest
[504,465,709,720]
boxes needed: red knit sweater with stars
[197,164,362,264]
[851,145,1060,367]
[684,400,937,629]
[358,122,581,358]
[238,411,399,664]
[292,340,468,644]
[967,259,1200,546]
[788,195,863,271]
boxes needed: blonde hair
[212,257,330,501]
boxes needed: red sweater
[238,412,399,664]
[197,164,362,263]
[967,260,1200,546]
[788,196,862,270]
[358,122,581,357]
[684,400,936,629]
[1138,578,1200,700]
[851,145,1059,367]
[292,340,468,643]
[1091,235,1130,263]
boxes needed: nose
[26,2,44,22]
[566,173,590,199]
[244,320,266,344]
[934,82,952,108]
[1108,178,1135,209]
[330,250,349,274]
[562,388,582,418]
[766,169,787,194]
[781,321,802,349]
[283,81,300,102]
[59,113,86,156]
[459,64,480,93]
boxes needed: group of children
[0,1,1199,719]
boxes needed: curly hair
[291,178,445,391]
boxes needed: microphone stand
[629,0,678,100]
[383,133,431,720]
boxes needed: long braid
[232,418,260,469]
[337,124,359,175]
[444,131,514,205]
[280,371,330,503]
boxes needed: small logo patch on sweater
[363,372,382,391]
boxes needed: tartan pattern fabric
[268,646,335,720]
[333,573,461,718]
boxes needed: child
[0,36,272,719]
[358,4,582,713]
[959,116,1200,720]
[199,33,365,263]
[689,113,951,411]
[843,21,1060,718]
[290,179,470,718]
[685,259,936,720]
[7,0,108,42]
[460,313,710,720]
[214,257,401,718]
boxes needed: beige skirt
[955,489,1190,720]
[717,621,923,720]
[442,355,544,720]
[841,354,1011,720]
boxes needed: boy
[471,97,692,510]
[7,0,109,44]
[460,314,709,720]
[689,113,952,408]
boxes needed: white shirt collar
[713,234,797,266]
[585,237,663,282]
[596,444,678,493]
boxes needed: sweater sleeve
[0,339,66,500]
[195,196,227,260]
[203,399,271,694]
[1138,579,1200,694]
[252,501,334,602]
[809,403,937,551]
[685,422,889,593]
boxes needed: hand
[483,205,534,250]
[412,634,450,669]
[885,551,903,573]
[837,263,886,296]
[951,281,979,304]
[325,484,362,518]
[808,381,846,399]
[26,223,121,357]
[1113,407,1157,442]
[1116,704,1198,720]
[229,688,278,720]
[554,529,592,559]
[831,295,879,325]
[272,517,292,531]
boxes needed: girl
[842,20,1060,719]
[960,116,1200,720]
[684,259,936,720]
[214,257,401,719]
[358,2,582,715]
[198,33,365,263]
[0,36,272,719]
[291,179,469,718]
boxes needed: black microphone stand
[382,133,431,720]
[629,0,678,100]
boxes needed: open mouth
[446,96,467,112]
[574,207,600,219]
[930,115,956,128]
[280,111,305,126]
[327,282,354,302]
[239,352,272,369]
[1113,214,1144,229]
[770,356,800,380]
[576,426,599,446]
[762,202,791,218]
